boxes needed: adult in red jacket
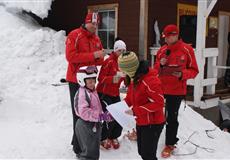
[97,39,126,149]
[65,12,105,156]
[154,24,199,158]
[118,51,165,160]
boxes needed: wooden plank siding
[41,0,230,59]
[88,0,140,54]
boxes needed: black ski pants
[165,95,184,146]
[98,93,123,141]
[136,123,164,160]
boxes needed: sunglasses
[78,66,98,75]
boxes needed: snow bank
[0,6,71,158]
[0,0,53,18]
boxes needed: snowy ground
[0,5,230,160]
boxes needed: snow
[0,0,53,19]
[0,5,230,160]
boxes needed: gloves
[99,111,114,122]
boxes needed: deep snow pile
[0,5,73,158]
[0,5,230,159]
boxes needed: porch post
[194,1,206,107]
[138,0,148,60]
[194,0,217,107]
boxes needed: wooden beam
[215,66,230,69]
[203,48,218,57]
[187,79,195,86]
[138,0,148,60]
[202,78,217,86]
[205,0,217,17]
[206,57,217,94]
[194,0,207,107]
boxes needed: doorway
[218,11,230,78]
[179,15,197,48]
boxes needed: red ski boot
[100,139,112,150]
[161,145,176,158]
[111,139,120,149]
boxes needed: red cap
[85,12,100,24]
[162,24,179,38]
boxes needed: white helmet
[77,66,98,87]
[114,40,126,52]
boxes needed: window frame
[88,4,118,51]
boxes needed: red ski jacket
[65,26,104,83]
[124,69,165,126]
[154,40,199,95]
[97,52,124,97]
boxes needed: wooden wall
[148,0,230,55]
[40,0,230,57]
[88,0,140,53]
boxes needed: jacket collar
[110,52,119,60]
[167,39,183,51]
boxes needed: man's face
[165,35,178,45]
[85,22,98,33]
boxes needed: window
[88,4,118,50]
[98,10,115,49]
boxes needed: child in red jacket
[118,51,165,160]
[97,39,126,149]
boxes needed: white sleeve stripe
[158,94,164,101]
[142,80,155,93]
[139,106,155,112]
[183,46,192,67]
[74,33,82,49]
[148,97,154,102]
[142,80,164,101]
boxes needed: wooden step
[215,88,230,94]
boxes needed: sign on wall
[177,3,197,26]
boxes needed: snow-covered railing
[187,48,218,93]
[188,48,219,108]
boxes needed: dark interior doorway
[179,15,197,48]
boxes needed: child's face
[116,49,126,56]
[85,78,96,90]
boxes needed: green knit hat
[118,51,139,78]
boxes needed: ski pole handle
[60,78,67,83]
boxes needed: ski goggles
[78,66,98,75]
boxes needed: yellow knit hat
[118,51,139,78]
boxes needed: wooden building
[40,0,230,124]
[43,0,229,62]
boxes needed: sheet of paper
[107,100,136,130]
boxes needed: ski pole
[51,78,68,87]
